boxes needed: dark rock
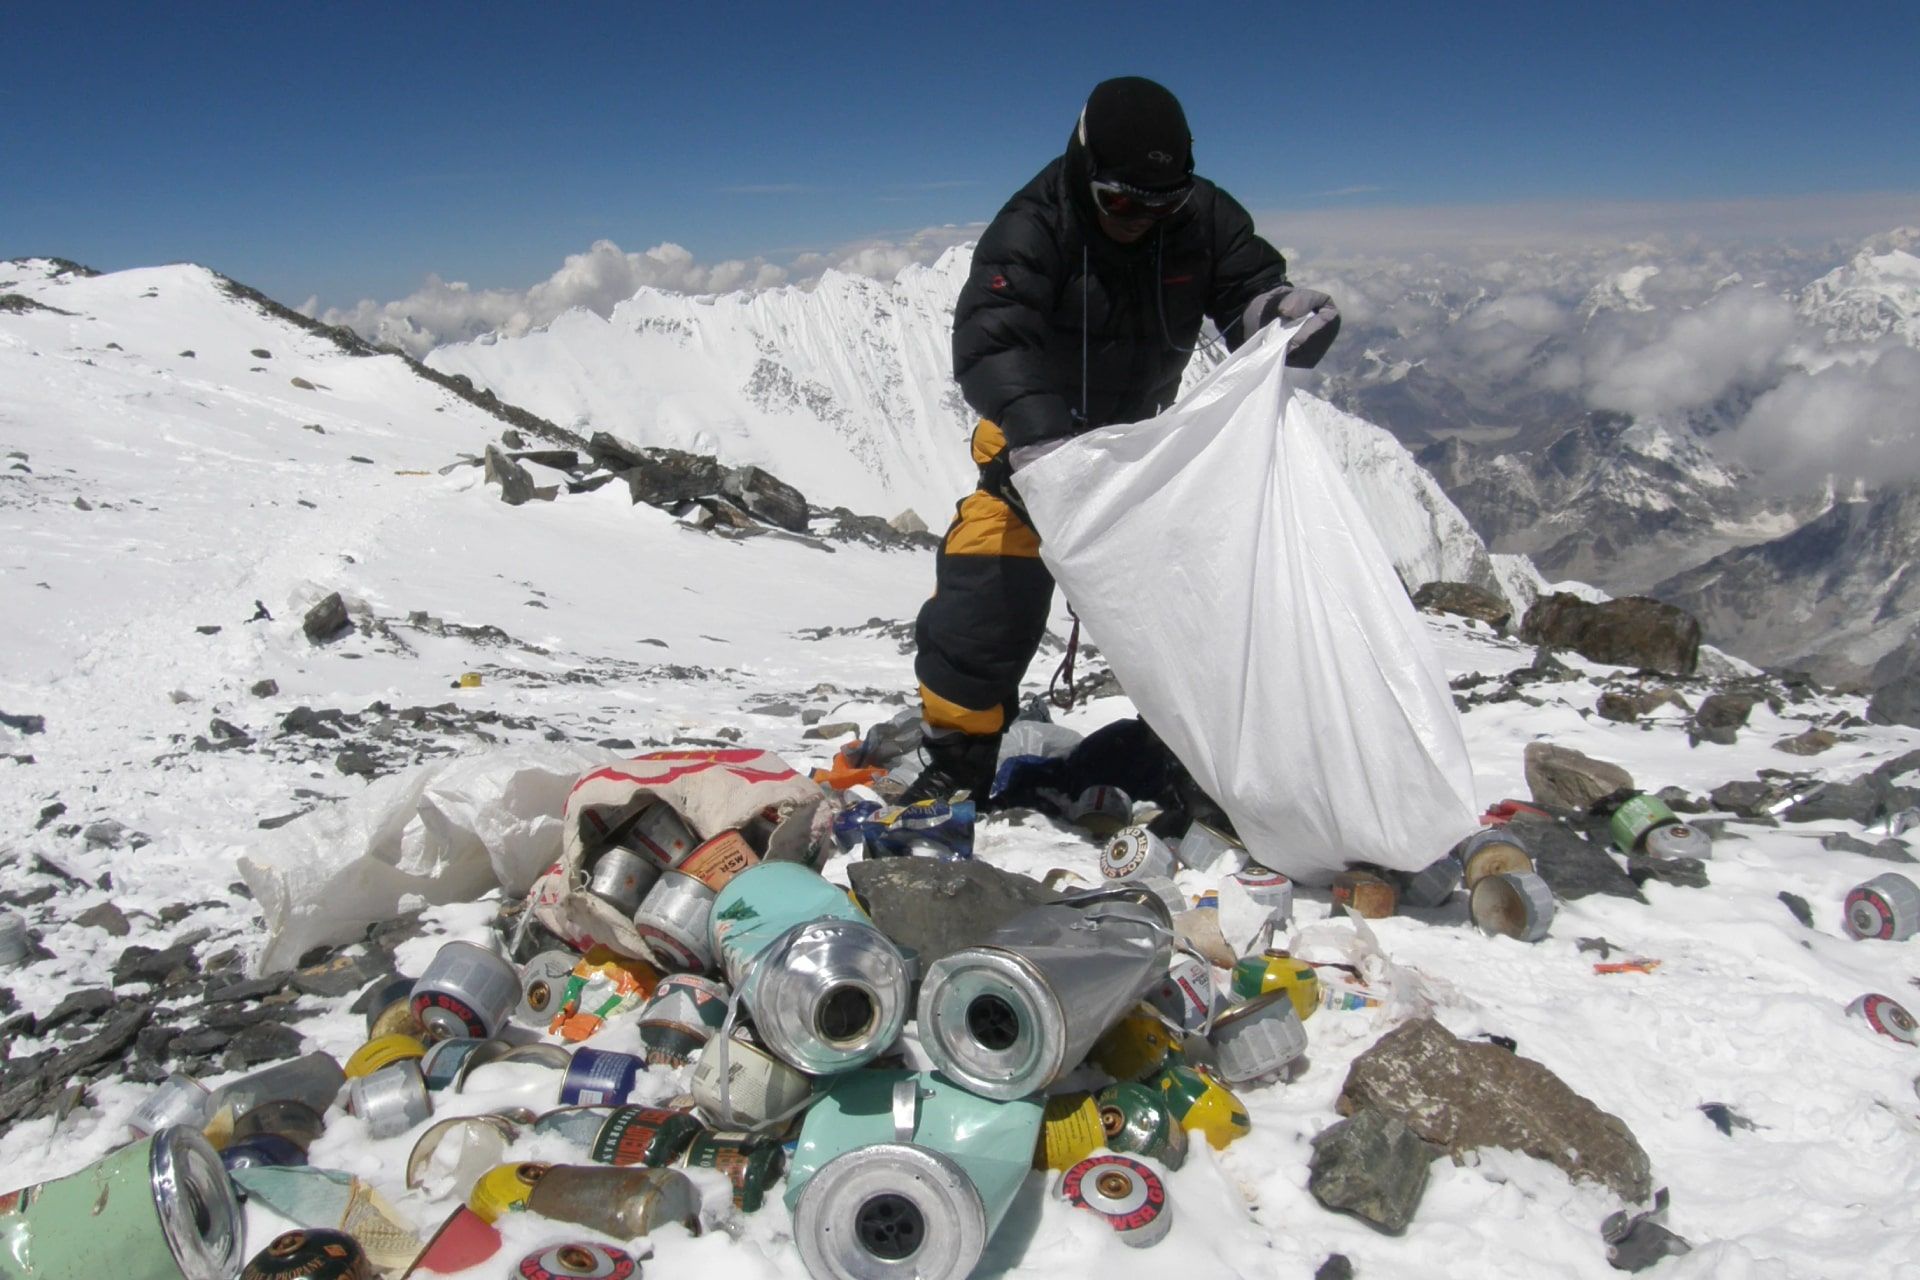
[1626,856,1709,890]
[1514,646,1576,684]
[207,972,292,1002]
[1709,780,1788,817]
[1821,831,1875,854]
[1524,743,1634,812]
[1689,693,1754,747]
[1412,581,1510,629]
[1778,892,1814,928]
[1338,1017,1653,1202]
[251,678,280,698]
[290,376,316,390]
[222,1021,304,1070]
[0,1002,150,1124]
[1308,1108,1436,1234]
[1507,816,1645,902]
[250,348,272,358]
[1868,673,1920,728]
[483,444,537,506]
[0,884,57,908]
[625,448,728,508]
[1520,593,1701,676]
[585,431,648,471]
[73,902,131,936]
[509,448,578,471]
[196,624,223,635]
[0,710,46,735]
[752,700,801,718]
[335,749,379,778]
[1868,839,1917,864]
[281,706,343,739]
[1782,779,1882,825]
[1698,1103,1759,1136]
[113,942,199,988]
[167,1027,233,1059]
[1314,1257,1353,1280]
[83,819,129,847]
[501,429,526,449]
[208,717,252,744]
[136,1023,177,1062]
[39,988,114,1032]
[721,465,810,533]
[1596,693,1641,723]
[258,810,308,831]
[1656,786,1706,815]
[847,859,1062,968]
[302,593,352,644]
[1775,728,1840,756]
[292,949,388,997]
[36,801,66,829]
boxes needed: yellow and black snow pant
[914,421,1057,737]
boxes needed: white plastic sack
[1014,321,1481,882]
[238,743,619,974]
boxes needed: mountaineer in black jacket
[902,76,1341,805]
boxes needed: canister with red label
[683,1129,786,1212]
[411,941,520,1041]
[1057,1154,1173,1248]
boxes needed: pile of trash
[4,726,1916,1280]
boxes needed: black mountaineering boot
[897,732,1002,806]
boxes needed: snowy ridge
[1798,227,1920,346]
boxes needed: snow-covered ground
[3,259,1919,1278]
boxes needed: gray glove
[1243,284,1341,368]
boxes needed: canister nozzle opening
[966,993,1021,1051]
[815,983,878,1044]
[856,1191,927,1260]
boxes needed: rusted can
[1849,993,1918,1045]
[1102,826,1177,881]
[1149,1063,1249,1150]
[514,1243,638,1280]
[689,1030,813,1131]
[678,830,761,894]
[128,1072,213,1139]
[1230,950,1320,1021]
[585,846,659,917]
[637,973,729,1066]
[1331,869,1398,919]
[345,1034,427,1079]
[1057,1153,1172,1248]
[1458,828,1535,888]
[1097,1082,1188,1170]
[524,1165,701,1240]
[1470,871,1555,943]
[241,1228,372,1280]
[1035,1092,1104,1171]
[411,941,520,1041]
[347,1060,432,1139]
[683,1130,785,1212]
[558,1048,645,1107]
[625,801,700,870]
[233,1099,327,1153]
[631,870,717,972]
[1208,989,1308,1085]
[1089,1006,1178,1081]
[468,1162,548,1223]
[1068,786,1133,838]
[1845,872,1920,942]
[1146,951,1216,1034]
[515,949,583,1028]
[589,1106,703,1168]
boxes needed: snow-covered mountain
[430,246,1515,604]
[1798,227,1920,346]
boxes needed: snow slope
[3,259,1920,1279]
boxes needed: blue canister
[710,863,910,1075]
[559,1049,645,1107]
[787,1069,1043,1280]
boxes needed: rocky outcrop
[1522,593,1701,676]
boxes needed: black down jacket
[952,132,1291,450]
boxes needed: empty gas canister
[1150,1062,1250,1150]
[1229,951,1319,1021]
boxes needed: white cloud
[1721,345,1920,493]
[1586,287,1799,419]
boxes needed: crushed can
[514,1243,638,1280]
[468,1162,547,1223]
[1146,951,1218,1034]
[788,1070,1044,1280]
[1208,989,1308,1086]
[683,1130,785,1212]
[1458,827,1535,888]
[1845,873,1920,942]
[1849,993,1918,1046]
[637,973,729,1066]
[347,1060,433,1139]
[1096,1082,1188,1170]
[919,891,1173,1101]
[546,947,660,1042]
[128,1073,213,1139]
[345,1034,427,1080]
[1068,786,1133,838]
[1150,1063,1250,1150]
[631,870,717,972]
[0,1127,244,1280]
[689,1029,813,1131]
[584,845,659,916]
[241,1228,371,1280]
[712,862,910,1074]
[1089,1006,1178,1081]
[1470,871,1556,942]
[1035,1093,1104,1171]
[1057,1153,1172,1248]
[524,1165,701,1240]
[1609,793,1679,854]
[858,798,976,860]
[411,941,520,1041]
[678,830,761,894]
[1331,869,1398,919]
[558,1048,645,1107]
[1102,826,1178,881]
[406,1114,520,1198]
[1230,950,1320,1021]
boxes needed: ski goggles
[1089,175,1193,220]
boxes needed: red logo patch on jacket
[989,274,1008,290]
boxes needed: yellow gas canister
[467,1162,549,1223]
[1089,1006,1177,1082]
[1229,950,1320,1022]
[1150,1063,1251,1151]
[343,1034,426,1080]
[1034,1092,1105,1170]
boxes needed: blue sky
[7,0,1917,309]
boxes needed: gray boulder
[483,445,536,506]
[1308,1107,1436,1234]
[1521,594,1701,676]
[1507,815,1645,902]
[847,858,1061,967]
[1524,742,1634,812]
[1412,581,1512,629]
[1338,1017,1653,1203]
[722,465,810,533]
